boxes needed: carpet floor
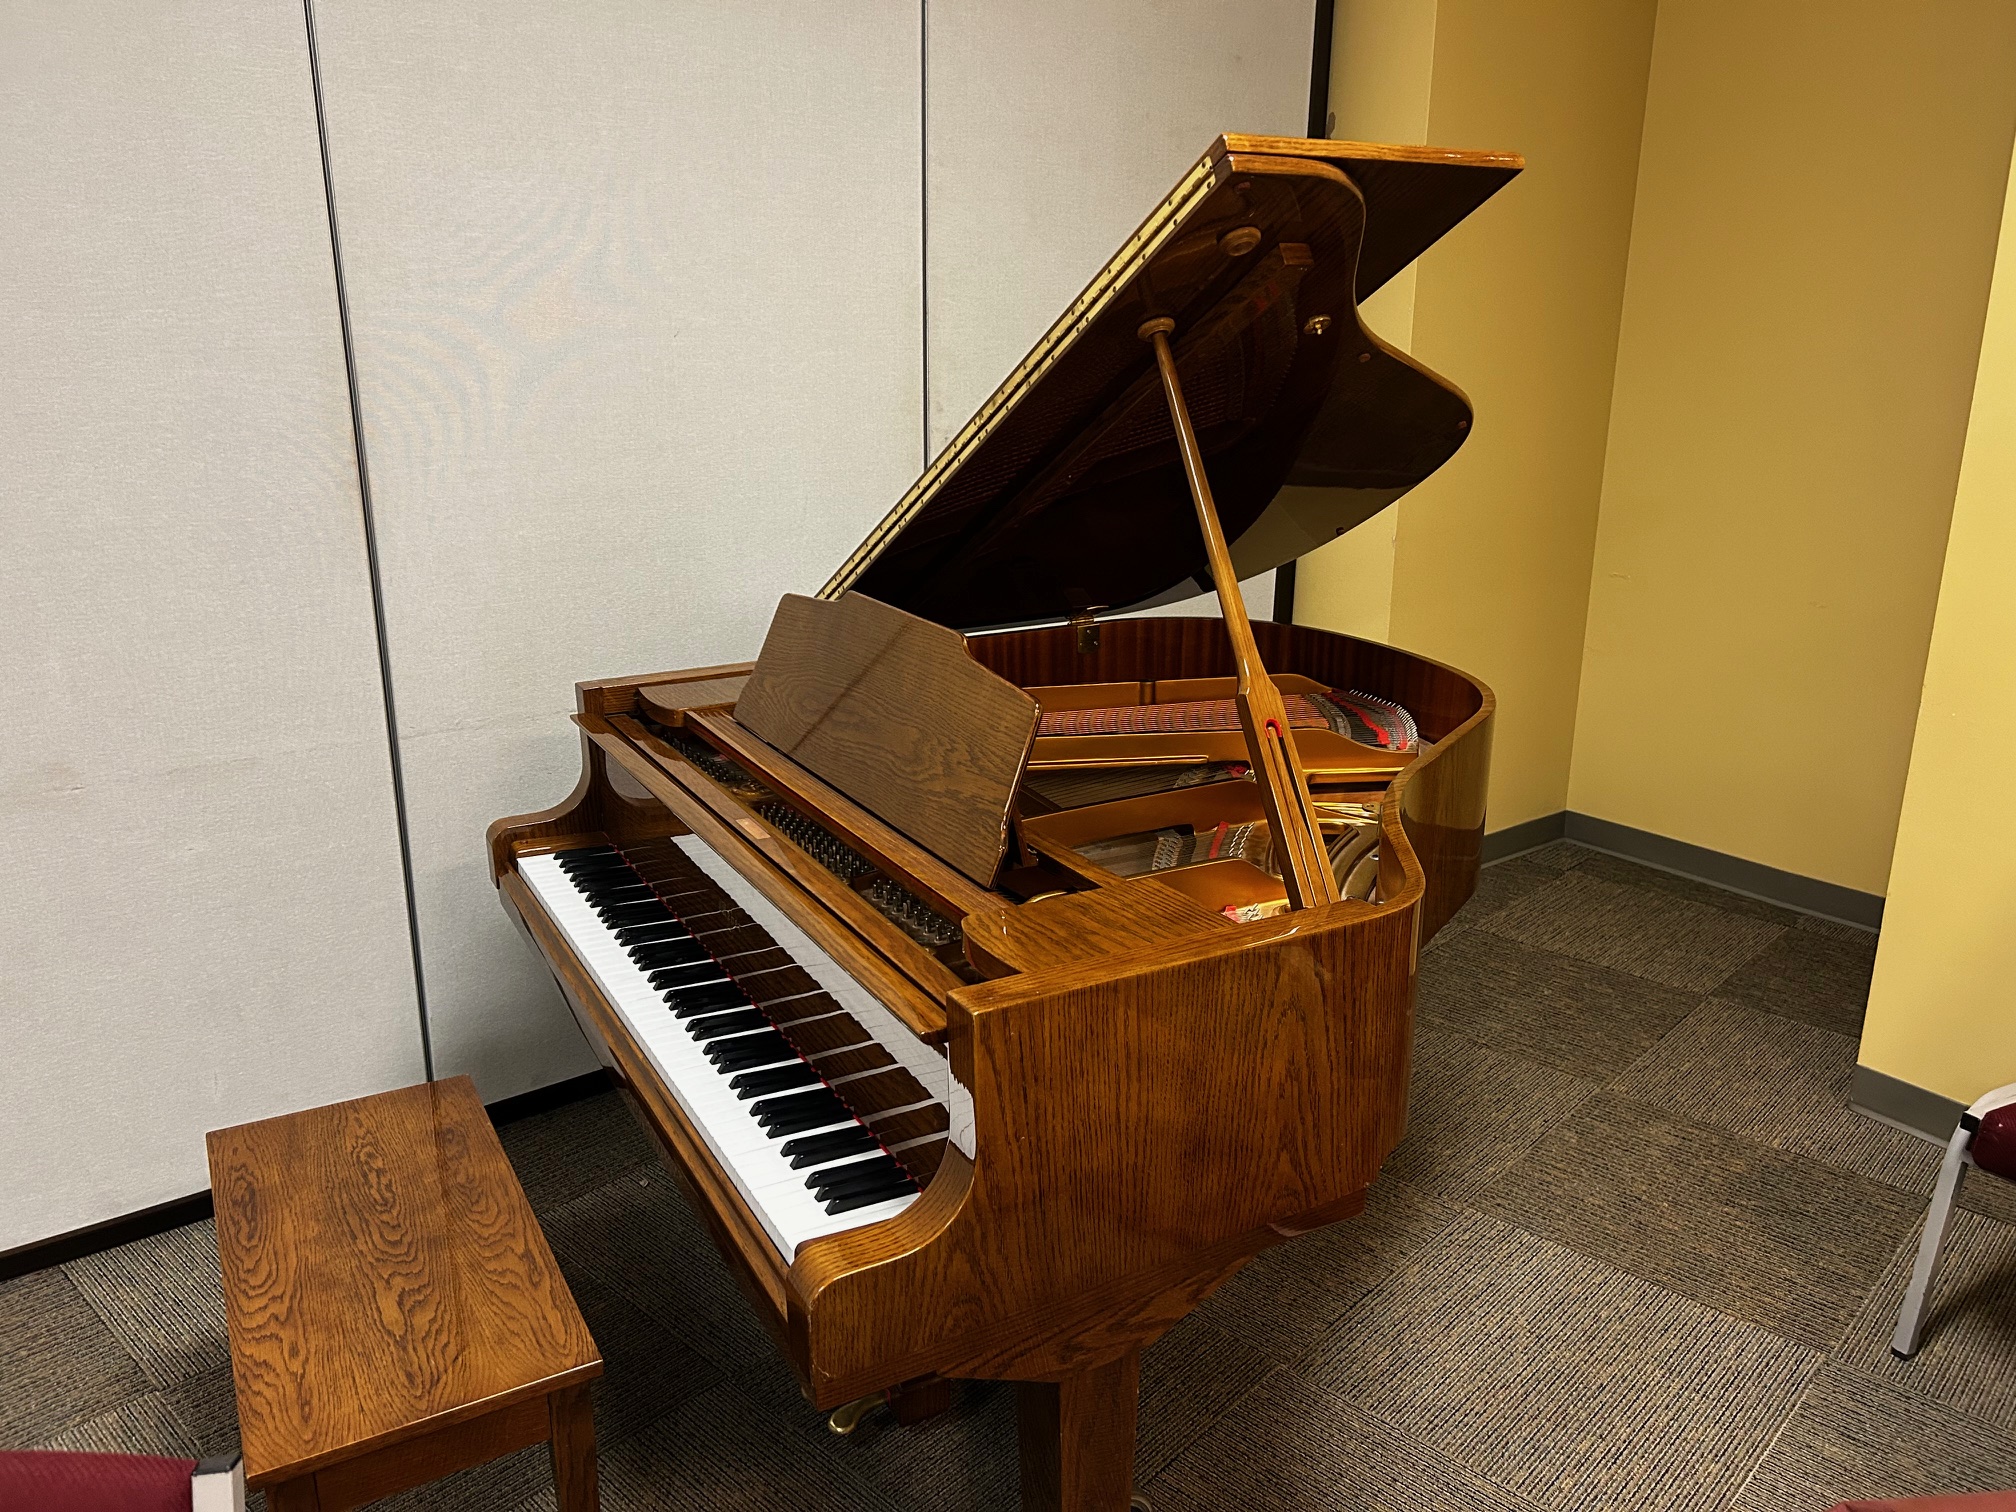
[10,842,2016,1509]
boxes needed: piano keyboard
[519,838,954,1260]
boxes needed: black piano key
[615,920,694,947]
[645,957,722,986]
[730,1063,822,1099]
[823,1181,919,1216]
[707,1031,790,1069]
[805,1154,904,1194]
[553,846,619,861]
[687,1008,768,1041]
[754,1089,849,1134]
[564,864,637,883]
[601,902,673,927]
[666,981,747,1016]
[781,1126,880,1168]
[594,891,661,914]
[636,947,712,975]
[584,882,655,901]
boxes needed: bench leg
[549,1382,599,1511]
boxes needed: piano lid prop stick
[1139,317,1341,910]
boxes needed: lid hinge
[1069,607,1106,654]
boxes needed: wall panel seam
[302,0,434,1078]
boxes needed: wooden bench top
[206,1077,602,1487]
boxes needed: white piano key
[519,850,925,1259]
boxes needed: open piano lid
[823,135,1522,633]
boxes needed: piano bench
[205,1077,603,1512]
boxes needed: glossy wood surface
[832,143,1497,629]
[1017,1351,1140,1512]
[735,593,1039,884]
[1143,315,1335,909]
[963,875,1232,978]
[637,676,749,723]
[207,1077,601,1503]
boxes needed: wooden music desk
[206,1077,602,1511]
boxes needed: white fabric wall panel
[0,2,422,1246]
[311,1,925,1097]
[924,0,1316,453]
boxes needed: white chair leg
[1892,1125,1971,1358]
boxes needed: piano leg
[1015,1349,1141,1512]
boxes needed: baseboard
[0,1189,216,1283]
[1851,1065,1965,1143]
[1,1069,619,1282]
[486,1068,613,1127]
[1484,809,1883,931]
[1481,812,1567,863]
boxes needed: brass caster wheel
[827,1393,879,1436]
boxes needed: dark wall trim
[0,1191,216,1283]
[1851,1064,1964,1143]
[1481,811,1566,863]
[486,1068,614,1127]
[0,1071,616,1282]
[1486,809,1884,930]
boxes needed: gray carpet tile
[1794,913,1879,942]
[501,1089,659,1213]
[1481,869,1784,992]
[1307,1212,1820,1512]
[1572,850,1806,927]
[1137,1315,1281,1481]
[1609,999,1940,1190]
[1418,929,1702,1080]
[160,1362,242,1461]
[538,1168,801,1418]
[834,1380,1021,1512]
[1833,1205,2016,1431]
[1731,1361,2016,1511]
[38,1390,199,1458]
[1711,924,1879,1037]
[1472,1088,1923,1349]
[1961,1168,2016,1226]
[1382,1020,1596,1203]
[560,1268,724,1450]
[1521,839,1594,872]
[64,1217,230,1388]
[510,1381,893,1512]
[1147,1366,1550,1512]
[1455,855,1580,926]
[0,1267,150,1445]
[1191,1176,1461,1364]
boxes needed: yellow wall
[1296,0,1660,830]
[1859,140,2016,1105]
[1567,1,2016,894]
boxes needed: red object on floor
[1831,1494,2016,1510]
[1972,1102,2016,1181]
[0,1450,196,1511]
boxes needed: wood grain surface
[206,1077,602,1487]
[963,876,1231,978]
[734,593,1039,885]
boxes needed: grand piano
[489,133,1520,1510]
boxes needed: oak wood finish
[1017,1352,1141,1512]
[963,875,1232,979]
[206,1078,602,1511]
[735,593,1040,885]
[638,676,750,724]
[1143,315,1336,910]
[588,714,953,1037]
[682,707,997,921]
